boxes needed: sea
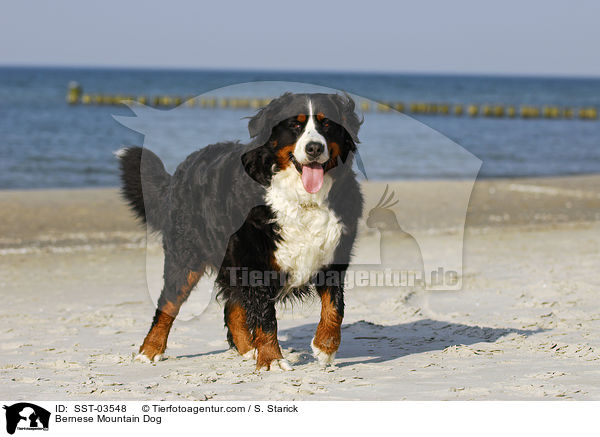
[1,66,600,189]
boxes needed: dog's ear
[247,106,269,144]
[241,145,274,186]
[330,93,362,145]
[248,92,293,145]
[328,93,361,164]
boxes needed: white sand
[1,178,599,400]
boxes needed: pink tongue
[301,163,324,193]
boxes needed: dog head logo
[3,403,50,434]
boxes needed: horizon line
[1,62,600,81]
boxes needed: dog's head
[242,93,361,193]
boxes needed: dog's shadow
[279,319,542,367]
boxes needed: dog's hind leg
[136,262,203,362]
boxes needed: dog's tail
[116,147,171,231]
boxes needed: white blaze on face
[293,99,329,165]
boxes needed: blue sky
[2,0,599,76]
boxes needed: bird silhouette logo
[366,185,424,277]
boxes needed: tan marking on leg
[138,301,177,360]
[226,303,254,356]
[138,269,202,361]
[254,327,283,370]
[314,289,342,354]
[181,269,202,297]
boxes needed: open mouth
[289,152,328,194]
[288,152,327,173]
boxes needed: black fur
[118,147,171,231]
[118,92,364,364]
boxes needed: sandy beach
[1,175,599,400]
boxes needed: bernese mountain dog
[117,92,363,370]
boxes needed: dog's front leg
[312,285,344,366]
[225,300,254,357]
[250,296,292,371]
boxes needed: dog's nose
[305,142,324,160]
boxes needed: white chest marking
[265,166,343,290]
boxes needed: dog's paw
[276,359,293,371]
[134,350,164,363]
[255,358,293,372]
[311,338,336,367]
[242,348,257,360]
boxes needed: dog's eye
[321,119,330,128]
[289,120,302,130]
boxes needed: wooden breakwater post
[65,84,598,120]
